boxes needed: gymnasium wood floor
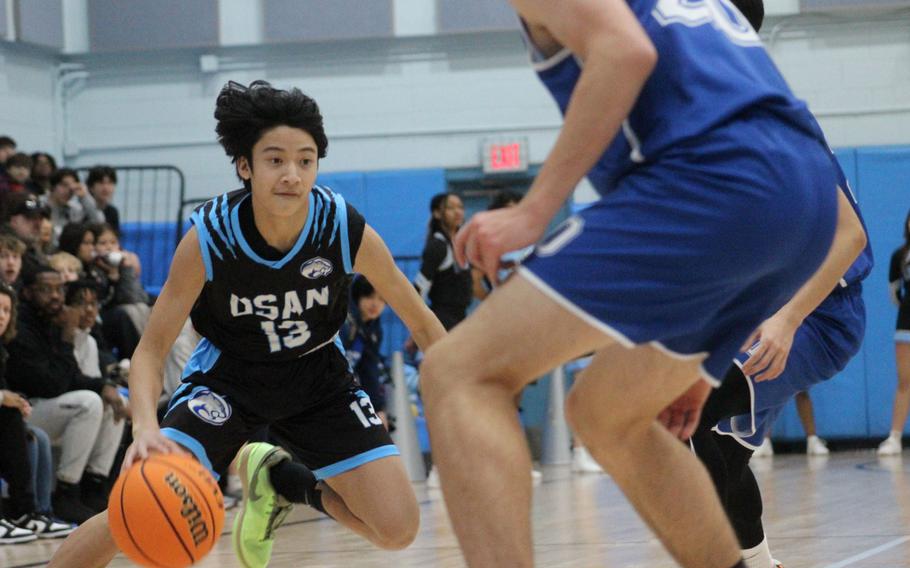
[4,451,908,567]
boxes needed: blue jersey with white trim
[189,186,365,363]
[831,156,873,287]
[521,0,825,194]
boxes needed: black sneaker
[0,518,37,544]
[53,481,95,524]
[14,513,76,539]
[80,472,111,513]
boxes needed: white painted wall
[0,46,60,157]
[4,9,909,204]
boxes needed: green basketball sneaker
[233,443,294,568]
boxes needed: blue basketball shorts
[714,285,865,447]
[520,116,839,384]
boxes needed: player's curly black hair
[214,80,328,190]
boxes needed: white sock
[742,536,773,568]
[890,430,902,441]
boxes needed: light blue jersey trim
[220,195,236,247]
[231,192,315,269]
[160,428,219,480]
[190,211,216,281]
[166,385,208,415]
[207,196,234,256]
[333,193,353,273]
[181,338,222,379]
[333,334,353,371]
[313,445,400,480]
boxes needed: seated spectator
[28,152,56,196]
[93,223,148,335]
[3,153,32,195]
[86,166,120,233]
[58,223,142,358]
[1,193,51,273]
[341,276,389,429]
[0,282,74,540]
[65,281,108,380]
[6,265,127,523]
[0,234,24,287]
[37,217,54,256]
[42,169,104,247]
[0,136,16,185]
[48,251,82,283]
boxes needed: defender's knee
[370,505,419,550]
[565,384,646,448]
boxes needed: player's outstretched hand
[740,311,799,382]
[454,205,545,286]
[122,427,190,473]
[658,379,711,440]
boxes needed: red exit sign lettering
[481,137,528,174]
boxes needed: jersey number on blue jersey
[652,0,761,46]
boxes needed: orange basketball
[108,453,225,568]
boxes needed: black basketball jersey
[890,246,910,305]
[189,186,365,362]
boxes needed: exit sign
[481,137,529,174]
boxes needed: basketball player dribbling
[48,80,446,568]
[418,1,857,567]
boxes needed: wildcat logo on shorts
[300,257,333,280]
[187,390,231,426]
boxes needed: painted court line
[823,535,910,568]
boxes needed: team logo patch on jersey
[187,389,232,426]
[301,257,333,279]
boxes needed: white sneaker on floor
[572,446,604,474]
[14,513,75,539]
[806,435,830,456]
[752,438,774,458]
[426,467,441,489]
[877,435,903,456]
[0,518,37,544]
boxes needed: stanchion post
[389,351,427,481]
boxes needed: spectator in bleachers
[93,222,144,287]
[0,136,16,176]
[48,251,82,283]
[341,276,389,429]
[1,193,51,273]
[3,153,32,194]
[65,281,107,381]
[0,282,74,542]
[0,137,16,201]
[58,223,142,359]
[86,166,120,233]
[28,152,57,196]
[0,234,25,288]
[6,265,127,523]
[38,216,54,256]
[43,169,104,247]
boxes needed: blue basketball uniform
[713,164,872,447]
[161,187,398,479]
[518,0,840,382]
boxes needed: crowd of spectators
[0,135,149,542]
